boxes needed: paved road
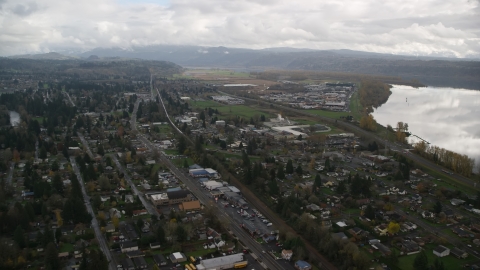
[70,157,116,270]
[64,91,75,107]
[6,161,15,185]
[35,140,39,160]
[77,132,94,159]
[111,155,160,218]
[131,87,293,270]
[220,91,479,190]
[157,88,336,270]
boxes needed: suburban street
[155,87,336,270]
[111,155,160,218]
[6,161,14,185]
[70,157,116,270]
[132,90,298,270]
[77,132,94,159]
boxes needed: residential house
[374,243,392,256]
[374,224,389,236]
[348,227,364,239]
[133,257,148,269]
[433,245,450,257]
[450,247,468,259]
[132,209,148,216]
[333,232,348,240]
[105,224,115,233]
[295,260,312,270]
[153,254,167,266]
[150,242,161,249]
[122,258,135,270]
[282,249,293,261]
[121,241,139,253]
[400,240,420,255]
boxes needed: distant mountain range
[9,45,480,89]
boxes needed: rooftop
[200,253,244,268]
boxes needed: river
[9,111,20,126]
[372,85,480,167]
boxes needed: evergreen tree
[295,165,303,175]
[277,165,285,179]
[44,242,61,270]
[269,178,279,195]
[433,201,442,214]
[157,226,166,244]
[336,180,346,194]
[431,258,445,270]
[14,225,26,248]
[176,225,187,242]
[313,174,322,193]
[413,251,428,270]
[286,159,294,174]
[52,173,64,195]
[177,136,187,154]
[364,205,375,220]
[324,157,331,171]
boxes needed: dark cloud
[11,2,38,16]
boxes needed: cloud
[0,0,479,57]
[11,2,38,16]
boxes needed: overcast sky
[1,0,479,57]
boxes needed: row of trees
[414,141,475,177]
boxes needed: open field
[190,100,275,119]
[397,244,476,270]
[171,69,277,91]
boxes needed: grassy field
[397,244,475,270]
[32,116,46,123]
[190,100,274,119]
[172,69,252,80]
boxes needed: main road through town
[134,91,299,270]
[70,157,116,270]
[152,86,336,269]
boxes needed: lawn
[32,116,46,123]
[164,149,178,155]
[172,158,195,168]
[59,243,74,253]
[307,110,351,119]
[190,100,273,119]
[186,248,216,258]
[397,244,475,270]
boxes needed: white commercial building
[204,181,223,190]
[196,253,244,270]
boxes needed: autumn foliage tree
[413,141,475,177]
[359,114,377,131]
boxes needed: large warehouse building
[196,253,246,270]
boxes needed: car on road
[266,223,273,227]
[237,210,240,214]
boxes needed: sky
[1,0,479,57]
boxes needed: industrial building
[196,253,245,270]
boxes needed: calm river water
[372,85,480,167]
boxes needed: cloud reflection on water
[372,85,480,167]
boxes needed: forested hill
[0,58,182,81]
[75,46,480,90]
